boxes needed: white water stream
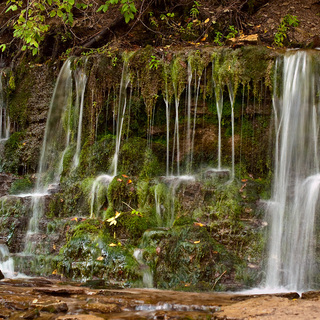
[265,51,320,292]
[24,59,73,255]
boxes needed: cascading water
[214,83,224,170]
[90,58,131,217]
[0,71,10,140]
[228,83,235,180]
[73,59,88,168]
[109,58,131,177]
[0,244,15,278]
[24,59,73,255]
[265,51,320,292]
[90,174,113,218]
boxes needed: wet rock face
[0,270,4,280]
[0,173,16,197]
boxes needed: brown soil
[251,0,320,46]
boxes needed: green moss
[3,131,26,173]
[9,176,33,194]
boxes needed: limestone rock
[83,302,121,313]
[39,302,68,313]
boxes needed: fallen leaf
[32,299,38,304]
[122,174,128,178]
[96,256,104,261]
[204,18,210,24]
[52,269,57,275]
[52,244,56,250]
[194,240,201,244]
[109,243,117,247]
[117,178,122,182]
[194,222,205,227]
[71,217,78,221]
[127,179,132,184]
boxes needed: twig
[212,270,227,289]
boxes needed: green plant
[190,1,200,19]
[149,55,160,70]
[226,25,238,39]
[274,14,299,47]
[214,31,223,46]
[5,0,77,55]
[98,0,137,23]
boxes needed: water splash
[265,51,320,292]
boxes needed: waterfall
[0,244,15,278]
[215,86,223,170]
[23,59,73,256]
[37,59,73,190]
[90,58,131,218]
[265,51,320,292]
[73,59,88,168]
[109,58,130,177]
[228,83,235,180]
[0,71,10,140]
[90,174,113,218]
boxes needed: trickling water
[133,249,153,288]
[215,86,223,170]
[190,73,201,173]
[73,59,88,168]
[265,51,320,292]
[227,83,235,180]
[37,59,73,190]
[90,174,114,218]
[0,244,15,278]
[109,58,131,176]
[163,175,195,227]
[0,71,10,140]
[185,62,192,174]
[23,59,73,256]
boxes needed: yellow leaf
[122,174,129,178]
[53,244,56,250]
[194,222,204,227]
[52,269,57,275]
[127,179,132,184]
[204,18,209,24]
[71,217,78,221]
[194,240,201,244]
[117,178,122,182]
[96,256,104,261]
[32,299,38,304]
[109,243,117,247]
[117,242,122,246]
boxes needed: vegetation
[274,14,300,47]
